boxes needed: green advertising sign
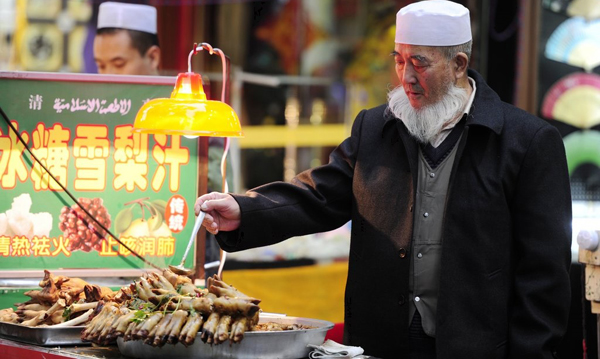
[0,72,202,273]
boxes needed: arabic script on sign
[53,98,132,115]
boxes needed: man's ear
[453,52,469,80]
[145,45,161,71]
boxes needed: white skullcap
[395,0,471,46]
[97,2,157,34]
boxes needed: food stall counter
[0,337,126,359]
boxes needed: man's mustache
[405,85,424,95]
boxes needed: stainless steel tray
[0,321,86,346]
[117,315,334,359]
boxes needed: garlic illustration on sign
[0,193,53,238]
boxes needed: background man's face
[393,43,454,109]
[94,30,156,75]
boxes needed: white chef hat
[97,2,157,34]
[395,0,471,46]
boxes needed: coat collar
[383,69,504,136]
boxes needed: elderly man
[93,2,160,75]
[195,1,572,358]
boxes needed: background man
[196,1,571,358]
[94,2,160,75]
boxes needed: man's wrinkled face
[94,30,155,75]
[392,43,454,109]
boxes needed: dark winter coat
[217,69,572,359]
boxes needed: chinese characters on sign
[0,235,176,258]
[99,236,176,257]
[0,121,189,193]
[165,195,189,234]
[1,236,71,257]
[1,96,191,260]
[31,123,69,191]
[0,79,200,270]
[0,120,190,259]
[29,95,43,110]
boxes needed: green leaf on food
[156,293,175,308]
[132,309,149,324]
[129,298,154,324]
[62,306,72,320]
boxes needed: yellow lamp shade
[132,72,243,137]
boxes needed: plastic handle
[179,211,206,266]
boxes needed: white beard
[387,83,469,145]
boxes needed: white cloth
[308,340,364,359]
[395,0,471,46]
[97,2,157,34]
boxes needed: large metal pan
[117,314,334,359]
[0,321,85,346]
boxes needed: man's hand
[194,192,241,234]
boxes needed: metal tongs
[169,211,206,276]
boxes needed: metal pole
[231,67,243,193]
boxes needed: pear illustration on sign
[114,198,172,241]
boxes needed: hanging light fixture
[132,42,243,137]
[132,43,239,280]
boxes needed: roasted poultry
[80,270,261,347]
[0,270,114,327]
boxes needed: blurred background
[2,0,600,357]
[0,0,531,196]
[0,0,549,192]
